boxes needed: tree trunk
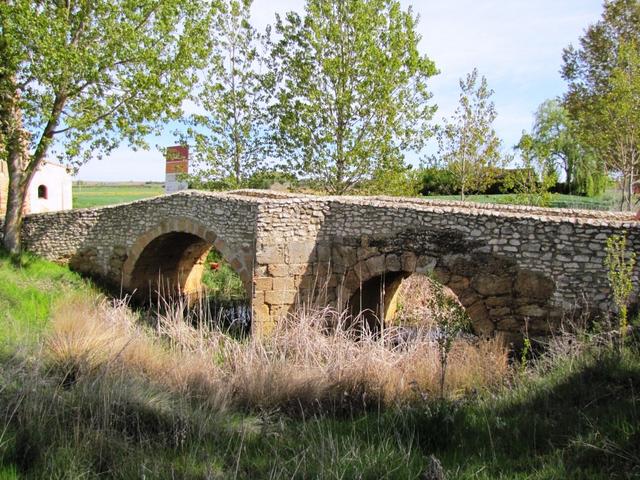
[1,83,32,254]
[3,162,28,255]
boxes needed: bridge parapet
[9,189,639,341]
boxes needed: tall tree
[268,0,437,195]
[178,0,269,190]
[591,41,640,208]
[522,99,603,196]
[561,0,640,207]
[0,0,213,253]
[435,68,503,201]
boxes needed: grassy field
[73,183,164,209]
[0,250,639,479]
[72,182,628,212]
[428,192,622,210]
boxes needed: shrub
[419,167,457,195]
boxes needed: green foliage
[0,249,88,349]
[427,282,471,397]
[245,170,298,190]
[1,252,640,478]
[562,1,640,209]
[605,234,637,341]
[518,99,603,197]
[178,0,270,188]
[268,0,437,194]
[1,0,214,251]
[201,250,247,301]
[357,164,421,197]
[433,68,506,200]
[419,167,458,195]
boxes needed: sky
[75,0,605,182]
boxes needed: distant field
[73,183,164,208]
[73,182,625,212]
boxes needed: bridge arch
[337,251,556,337]
[122,217,252,299]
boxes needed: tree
[178,0,269,190]
[512,132,557,206]
[518,99,604,196]
[267,0,437,195]
[592,41,640,209]
[0,0,213,253]
[561,0,640,207]
[434,68,503,201]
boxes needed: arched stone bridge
[7,190,640,341]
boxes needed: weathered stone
[401,252,418,271]
[496,317,521,331]
[272,277,295,291]
[267,263,289,277]
[256,245,284,265]
[11,188,637,342]
[471,274,512,296]
[515,271,555,300]
[467,302,494,336]
[264,290,297,305]
[448,275,470,292]
[385,254,402,272]
[254,277,273,291]
[415,255,437,274]
[517,304,547,318]
[365,255,386,277]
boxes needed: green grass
[1,253,639,478]
[202,250,248,302]
[426,192,620,210]
[0,250,90,350]
[73,183,164,209]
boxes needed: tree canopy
[434,68,504,201]
[0,0,213,252]
[561,0,640,206]
[267,0,437,195]
[178,0,270,190]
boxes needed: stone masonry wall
[7,189,640,339]
[250,192,640,340]
[13,191,258,293]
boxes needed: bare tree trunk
[1,81,32,254]
[3,159,29,254]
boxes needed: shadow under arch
[122,217,252,301]
[337,251,557,338]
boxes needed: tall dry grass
[42,294,510,414]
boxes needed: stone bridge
[6,190,640,341]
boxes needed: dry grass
[42,295,510,414]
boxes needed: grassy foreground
[0,251,639,479]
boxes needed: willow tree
[0,0,213,253]
[268,0,437,195]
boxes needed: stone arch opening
[339,251,557,339]
[346,271,409,332]
[122,218,252,303]
[128,231,213,298]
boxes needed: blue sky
[76,0,605,181]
